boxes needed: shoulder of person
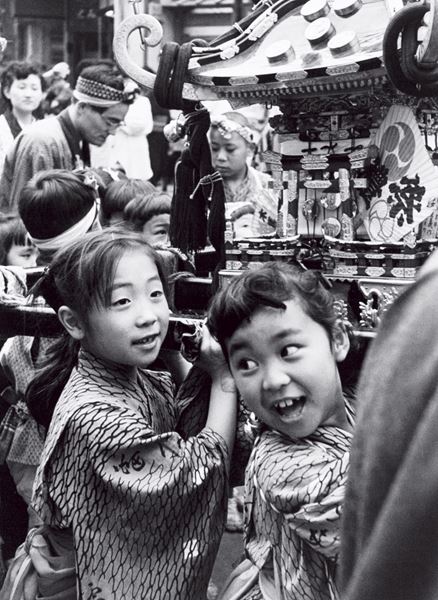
[249,166,272,187]
[140,368,175,396]
[0,114,12,140]
[59,387,148,438]
[251,430,347,511]
[254,429,346,480]
[417,248,438,281]
[20,115,58,140]
[134,94,152,108]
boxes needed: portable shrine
[111,0,438,336]
[1,0,438,342]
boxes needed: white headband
[28,204,98,253]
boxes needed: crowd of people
[0,55,432,600]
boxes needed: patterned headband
[210,115,254,145]
[73,76,135,107]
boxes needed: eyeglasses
[100,113,125,131]
[91,107,125,131]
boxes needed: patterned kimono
[0,335,48,507]
[0,110,18,179]
[221,401,354,600]
[32,350,229,600]
[224,166,277,237]
[0,108,85,212]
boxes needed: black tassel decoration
[170,106,226,259]
[170,141,207,252]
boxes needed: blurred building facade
[157,0,252,45]
[0,0,251,71]
[0,0,114,70]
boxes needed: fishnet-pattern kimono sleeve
[243,431,351,600]
[140,368,178,428]
[175,366,253,486]
[252,434,348,559]
[43,402,229,599]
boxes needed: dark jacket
[341,259,438,600]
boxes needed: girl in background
[14,228,236,599]
[0,215,37,268]
[208,262,355,600]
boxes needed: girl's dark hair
[207,262,339,355]
[26,227,169,429]
[0,61,45,103]
[124,191,171,230]
[18,169,96,239]
[101,179,156,224]
[0,215,33,264]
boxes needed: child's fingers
[198,324,217,359]
[197,324,228,373]
[199,322,213,351]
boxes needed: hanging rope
[189,172,223,201]
[154,41,180,108]
[151,38,226,272]
[383,3,438,97]
[154,40,208,109]
[168,107,226,273]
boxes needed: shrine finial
[113,13,162,92]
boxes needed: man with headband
[0,64,133,212]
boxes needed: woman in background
[0,62,44,181]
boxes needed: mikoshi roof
[180,0,403,105]
[161,0,251,6]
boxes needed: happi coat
[0,108,86,212]
[221,400,354,600]
[0,109,19,179]
[32,349,229,600]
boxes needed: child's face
[142,214,170,247]
[226,299,350,439]
[210,129,249,180]
[80,249,169,371]
[6,243,37,268]
[4,75,43,115]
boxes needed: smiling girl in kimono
[11,228,237,599]
[207,262,355,600]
